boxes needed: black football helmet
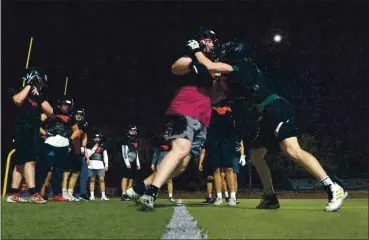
[192,27,220,61]
[57,96,75,114]
[23,67,48,92]
[74,107,85,122]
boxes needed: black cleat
[202,197,215,204]
[121,193,131,201]
[78,194,89,201]
[256,194,280,209]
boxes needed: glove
[239,155,246,167]
[23,71,38,86]
[186,40,201,53]
[81,146,86,155]
[68,139,74,153]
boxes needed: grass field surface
[2,198,368,239]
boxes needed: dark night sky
[2,1,368,163]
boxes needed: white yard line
[161,199,207,240]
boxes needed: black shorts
[43,144,69,170]
[202,157,214,177]
[13,122,41,165]
[206,139,238,169]
[252,97,300,153]
[63,154,82,172]
[122,161,138,179]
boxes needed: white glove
[81,147,85,155]
[187,40,200,51]
[239,155,246,167]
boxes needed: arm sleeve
[136,152,140,166]
[88,147,97,158]
[103,150,109,168]
[122,145,130,166]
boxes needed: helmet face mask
[193,27,219,61]
[74,109,85,121]
[57,96,74,114]
[128,126,137,136]
[23,68,48,92]
[93,133,103,143]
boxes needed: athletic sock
[230,192,236,199]
[146,185,159,199]
[321,176,334,187]
[208,194,212,198]
[62,188,68,196]
[168,193,173,198]
[224,191,229,198]
[90,192,95,198]
[122,192,126,196]
[67,189,73,195]
[216,192,222,199]
[10,188,19,194]
[133,180,148,195]
[101,192,106,198]
[28,188,36,195]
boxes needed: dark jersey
[45,114,73,138]
[13,89,46,147]
[207,100,238,141]
[15,89,45,124]
[229,58,273,106]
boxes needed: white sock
[102,192,106,198]
[230,192,236,199]
[62,188,67,193]
[321,176,334,186]
[122,192,126,196]
[216,192,222,199]
[224,191,229,198]
[68,189,73,193]
[208,194,212,198]
[169,193,173,198]
[90,192,94,198]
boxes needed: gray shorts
[88,169,105,178]
[166,115,207,157]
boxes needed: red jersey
[166,86,212,127]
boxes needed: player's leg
[167,179,175,201]
[280,137,346,211]
[40,170,52,199]
[78,158,89,201]
[51,147,70,202]
[128,179,133,189]
[203,175,214,203]
[99,170,109,200]
[138,116,205,210]
[213,168,223,206]
[67,156,82,201]
[62,169,71,200]
[7,164,28,203]
[89,176,96,200]
[220,171,229,201]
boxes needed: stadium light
[273,34,282,43]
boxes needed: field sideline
[2,192,368,239]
